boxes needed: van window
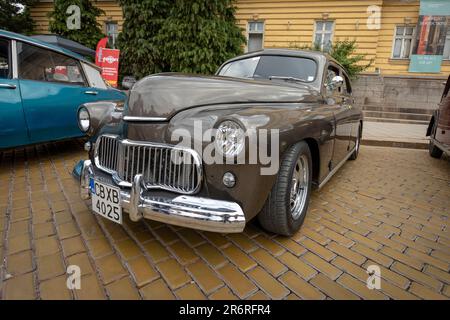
[17,42,85,85]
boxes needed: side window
[325,65,339,95]
[0,38,10,79]
[344,74,352,95]
[82,63,107,89]
[18,42,85,85]
[339,71,352,95]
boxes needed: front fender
[165,103,332,220]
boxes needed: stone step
[364,117,430,125]
[361,104,435,115]
[363,110,432,121]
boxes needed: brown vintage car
[427,75,450,158]
[73,49,363,236]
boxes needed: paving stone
[250,248,288,277]
[310,274,360,300]
[96,254,127,285]
[127,256,159,288]
[175,283,206,300]
[75,274,107,300]
[3,273,36,300]
[61,236,86,257]
[278,251,317,280]
[156,259,191,290]
[279,271,325,300]
[217,263,257,299]
[247,266,289,300]
[186,260,224,295]
[223,245,257,272]
[169,240,199,265]
[39,276,72,300]
[140,279,175,300]
[106,277,141,300]
[37,252,66,281]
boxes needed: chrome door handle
[0,83,17,89]
[84,90,98,95]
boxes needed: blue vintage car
[0,29,126,149]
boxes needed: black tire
[349,123,361,160]
[429,139,443,158]
[258,141,312,236]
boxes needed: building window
[392,26,414,59]
[443,28,450,60]
[314,21,334,51]
[247,21,264,52]
[106,22,118,49]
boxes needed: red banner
[95,37,108,67]
[100,48,120,87]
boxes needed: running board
[318,147,356,189]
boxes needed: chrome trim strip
[318,146,356,189]
[80,160,245,233]
[94,134,203,195]
[123,116,167,122]
[11,40,18,79]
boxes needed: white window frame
[443,28,450,60]
[246,21,264,53]
[391,25,415,59]
[313,20,335,51]
[106,21,119,49]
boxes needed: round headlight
[215,120,245,157]
[78,107,90,133]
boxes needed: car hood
[124,73,319,120]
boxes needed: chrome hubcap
[290,154,309,219]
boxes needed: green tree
[0,0,36,35]
[48,0,105,49]
[117,0,170,78]
[156,0,246,74]
[117,0,246,78]
[291,39,373,79]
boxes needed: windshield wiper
[268,76,306,83]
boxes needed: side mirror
[121,76,137,90]
[328,75,344,92]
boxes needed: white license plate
[90,179,122,224]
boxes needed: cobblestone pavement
[0,140,449,300]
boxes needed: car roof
[0,29,95,66]
[222,48,345,72]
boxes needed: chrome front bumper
[78,160,246,233]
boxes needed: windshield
[218,55,317,82]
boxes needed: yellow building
[30,0,450,77]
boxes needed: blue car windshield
[218,55,317,82]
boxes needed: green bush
[291,39,373,79]
[48,0,105,49]
[0,0,36,35]
[117,0,246,78]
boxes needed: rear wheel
[349,123,361,160]
[429,139,443,158]
[428,120,443,159]
[258,141,312,236]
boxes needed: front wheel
[258,141,312,236]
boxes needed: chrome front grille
[95,135,202,194]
